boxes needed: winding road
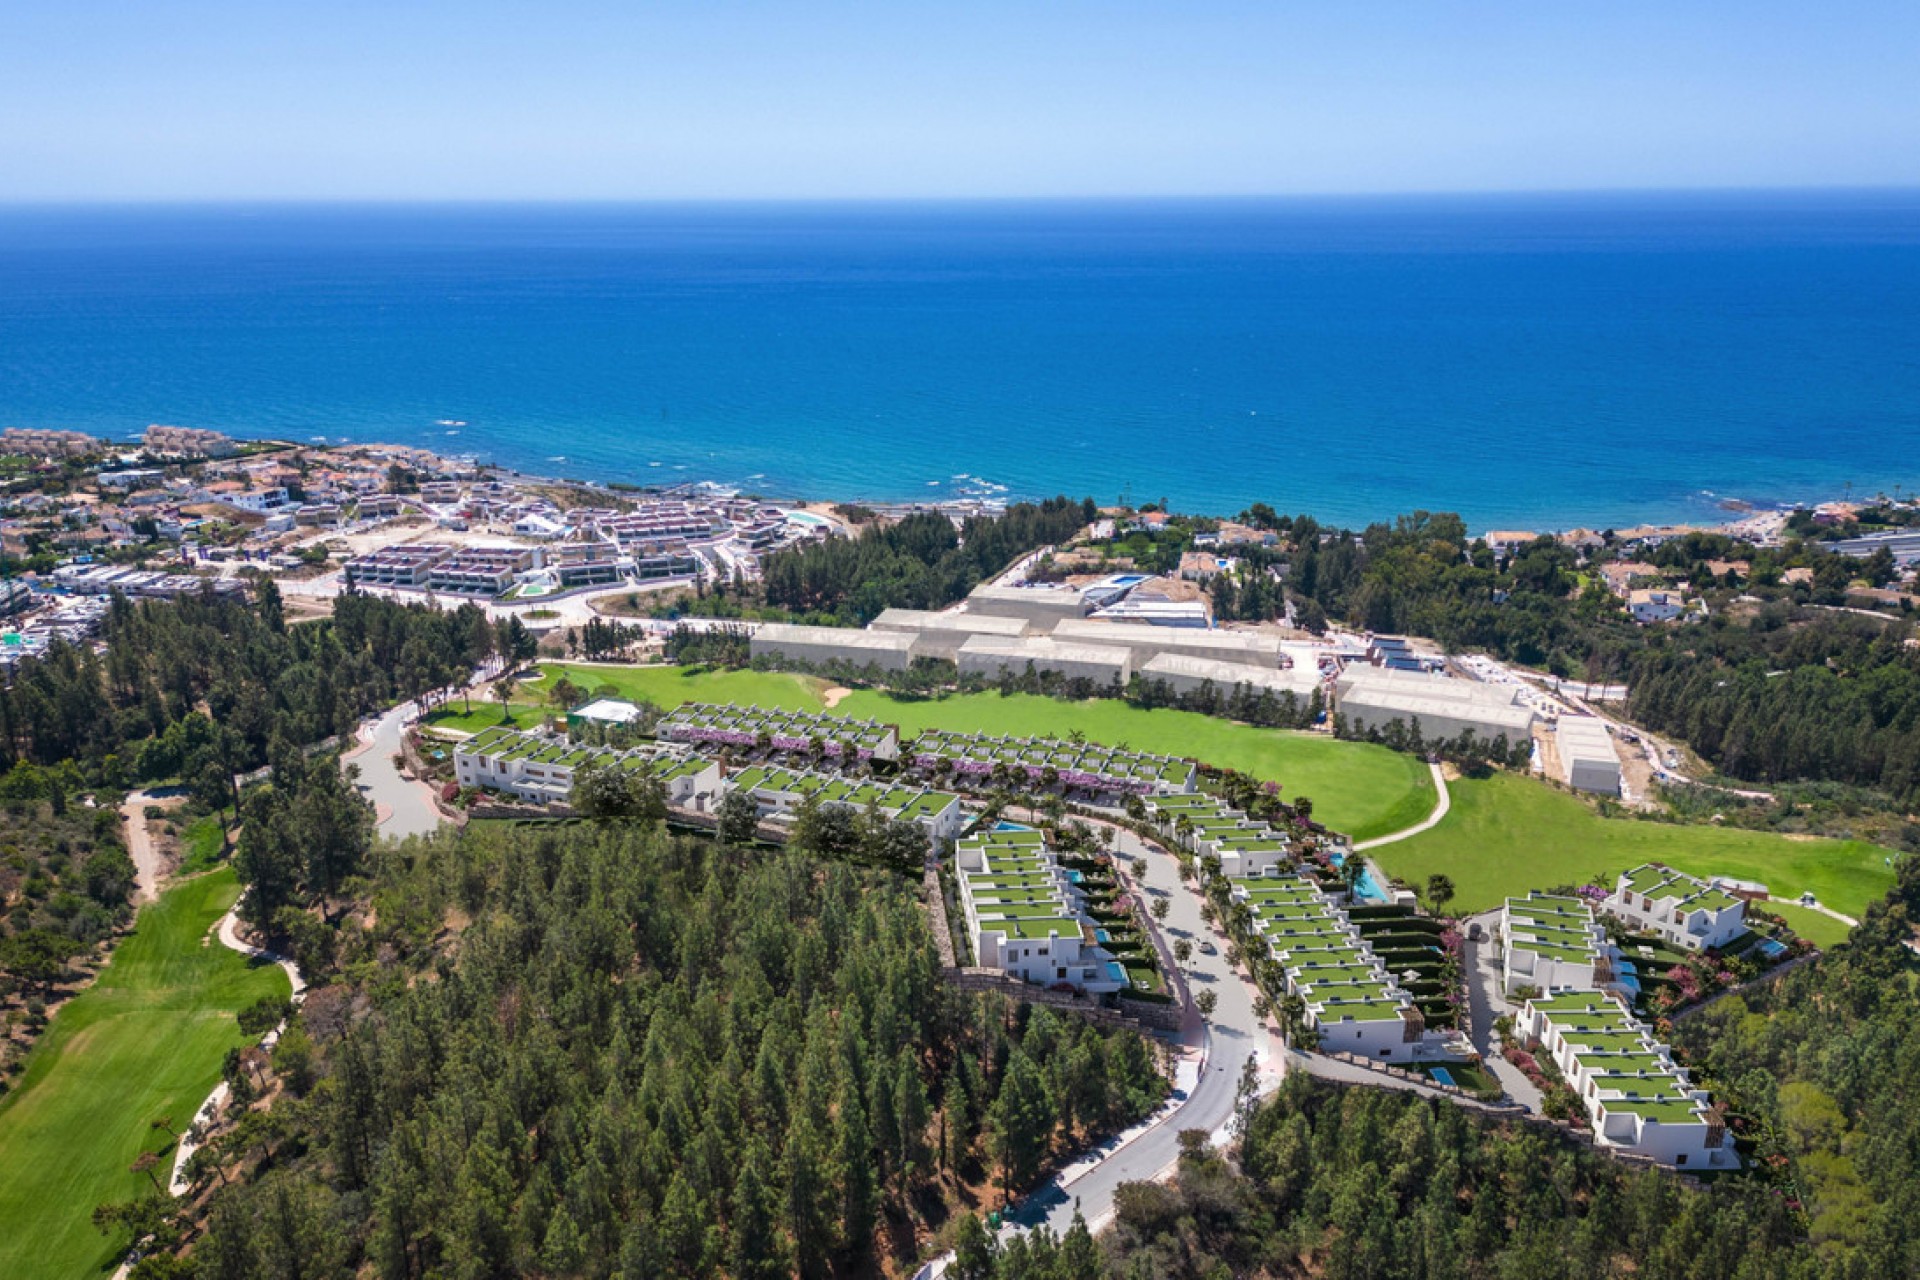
[342,702,448,839]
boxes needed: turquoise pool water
[1329,852,1390,903]
[1428,1066,1457,1087]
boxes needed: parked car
[1199,941,1217,956]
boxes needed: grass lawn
[1766,901,1855,949]
[176,813,229,875]
[828,690,1435,842]
[1373,771,1900,920]
[429,665,1437,840]
[0,867,291,1280]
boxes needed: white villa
[724,765,966,841]
[1516,990,1735,1169]
[1605,864,1748,953]
[657,702,900,762]
[1148,793,1293,879]
[954,829,1129,994]
[1500,893,1620,996]
[453,727,721,811]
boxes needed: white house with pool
[954,829,1130,995]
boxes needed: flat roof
[751,623,919,652]
[871,608,1031,637]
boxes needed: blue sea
[1,193,1917,528]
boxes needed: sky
[1,1,1916,201]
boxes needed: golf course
[437,662,1439,842]
[1372,770,1899,922]
[0,867,290,1280]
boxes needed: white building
[724,764,966,841]
[954,830,1128,994]
[1149,794,1292,878]
[1050,618,1286,669]
[1556,717,1622,795]
[962,583,1091,630]
[1516,990,1734,1169]
[868,607,1032,661]
[1501,893,1618,996]
[1335,666,1537,747]
[749,623,919,674]
[453,727,721,811]
[955,635,1134,687]
[1628,588,1688,624]
[1233,874,1442,1063]
[1136,652,1322,704]
[1604,864,1748,953]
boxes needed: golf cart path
[1352,760,1450,852]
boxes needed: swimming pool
[784,509,831,527]
[1427,1066,1457,1088]
[1757,937,1788,960]
[993,821,1033,832]
[1329,852,1390,903]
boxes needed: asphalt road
[1007,826,1285,1238]
[344,702,447,840]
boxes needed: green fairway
[830,690,1435,842]
[0,868,291,1280]
[1373,771,1900,920]
[486,665,1436,841]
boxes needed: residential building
[0,428,99,457]
[143,424,238,457]
[1484,530,1541,557]
[904,728,1196,797]
[724,764,966,840]
[427,547,536,596]
[1516,990,1733,1168]
[345,543,452,588]
[454,727,721,811]
[1231,871,1443,1063]
[658,702,900,762]
[953,829,1129,994]
[1501,893,1617,996]
[1149,794,1292,878]
[1628,588,1688,624]
[1604,864,1748,953]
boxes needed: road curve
[1352,759,1450,852]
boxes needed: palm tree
[1339,854,1367,902]
[1425,873,1457,916]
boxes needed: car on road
[1199,941,1218,956]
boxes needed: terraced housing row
[1499,868,1752,1167]
[953,828,1130,994]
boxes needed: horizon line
[3,182,1919,209]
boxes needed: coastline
[221,433,1873,544]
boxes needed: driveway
[1461,908,1544,1112]
[342,703,446,840]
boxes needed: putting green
[0,868,291,1279]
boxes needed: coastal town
[0,425,1915,1278]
